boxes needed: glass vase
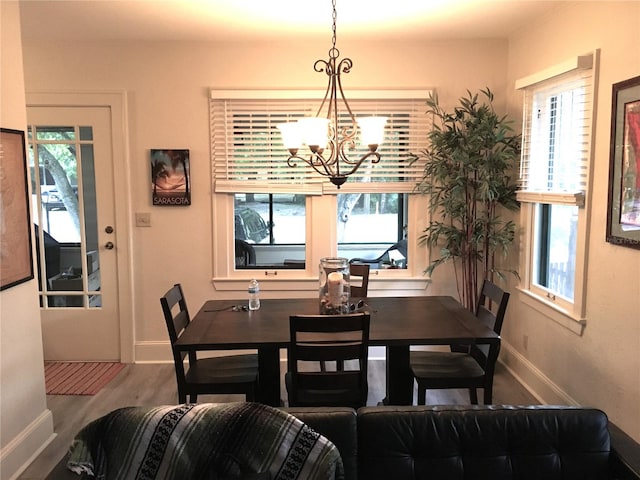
[319,257,350,314]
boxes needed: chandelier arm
[286,152,337,178]
[314,59,333,118]
[336,151,382,177]
[334,57,358,166]
[336,57,356,123]
[309,151,336,177]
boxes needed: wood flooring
[17,360,537,480]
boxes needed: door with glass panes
[27,106,120,360]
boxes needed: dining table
[175,296,500,407]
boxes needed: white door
[27,105,120,361]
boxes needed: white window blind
[210,90,430,194]
[516,53,595,206]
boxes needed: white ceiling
[19,0,570,42]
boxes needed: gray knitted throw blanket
[66,402,344,480]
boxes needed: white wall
[502,1,640,441]
[0,3,54,479]
[20,36,508,350]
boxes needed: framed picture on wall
[606,75,640,249]
[0,128,34,290]
[150,149,191,206]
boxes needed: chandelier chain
[331,0,337,55]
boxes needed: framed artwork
[606,75,640,249]
[0,128,34,290]
[150,149,191,206]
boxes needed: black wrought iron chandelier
[278,0,387,188]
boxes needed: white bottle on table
[248,279,260,310]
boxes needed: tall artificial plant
[410,89,521,311]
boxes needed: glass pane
[37,146,79,242]
[80,142,101,307]
[35,125,75,141]
[337,193,407,269]
[234,193,305,268]
[533,203,577,300]
[79,126,93,141]
[30,125,101,308]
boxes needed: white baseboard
[499,341,579,406]
[1,409,55,480]
[137,340,571,406]
[135,341,387,363]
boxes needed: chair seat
[284,372,363,408]
[186,354,259,385]
[410,351,485,379]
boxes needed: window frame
[209,89,431,292]
[515,51,599,332]
[213,192,429,291]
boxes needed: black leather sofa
[46,405,640,479]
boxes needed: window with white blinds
[516,53,595,206]
[514,51,599,327]
[210,90,430,194]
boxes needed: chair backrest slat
[348,263,370,298]
[296,344,364,362]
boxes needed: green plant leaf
[411,88,521,293]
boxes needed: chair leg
[469,388,478,404]
[189,394,197,403]
[483,385,493,405]
[320,361,327,372]
[246,385,255,402]
[178,391,187,404]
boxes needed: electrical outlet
[135,212,151,227]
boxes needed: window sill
[518,287,586,335]
[212,276,430,294]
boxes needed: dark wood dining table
[176,296,500,407]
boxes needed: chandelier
[278,0,387,188]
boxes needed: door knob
[105,241,114,250]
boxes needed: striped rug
[44,362,125,395]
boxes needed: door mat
[44,362,125,395]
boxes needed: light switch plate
[135,212,151,227]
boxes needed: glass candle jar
[319,257,350,314]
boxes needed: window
[234,193,306,269]
[337,192,408,269]
[210,90,429,284]
[516,51,598,325]
[28,125,102,308]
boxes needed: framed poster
[0,128,34,290]
[150,149,191,206]
[606,75,640,249]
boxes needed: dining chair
[410,279,510,405]
[319,262,370,372]
[286,312,370,409]
[349,262,370,298]
[160,283,259,403]
[235,239,256,267]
